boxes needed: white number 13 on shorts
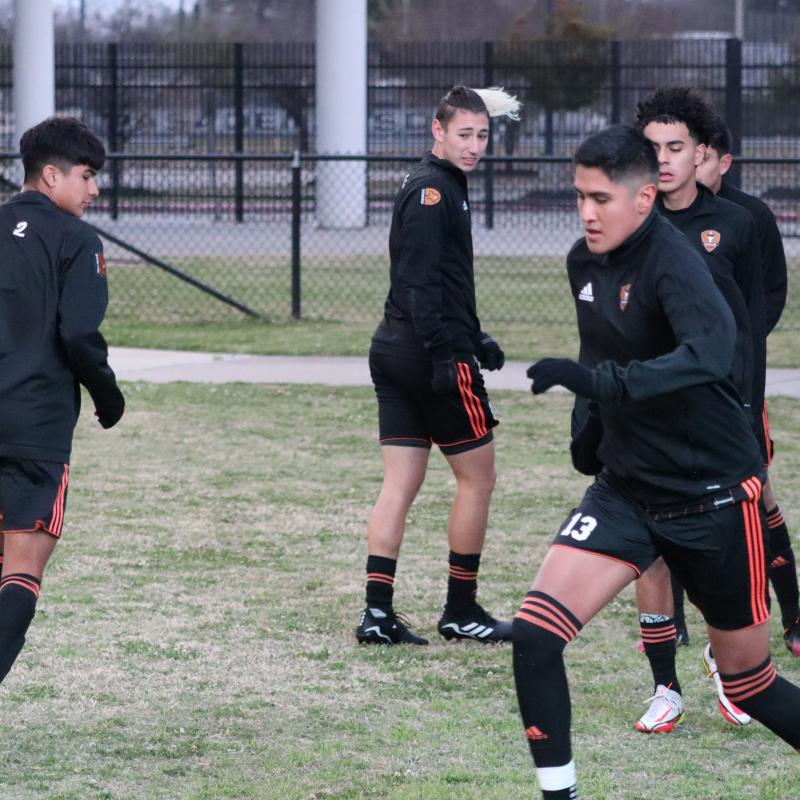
[560,512,598,541]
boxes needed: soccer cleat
[701,642,751,726]
[355,607,428,645]
[784,617,800,657]
[437,603,512,643]
[634,684,684,733]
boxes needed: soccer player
[356,86,520,645]
[516,124,800,800]
[628,86,768,731]
[696,114,800,660]
[0,116,124,685]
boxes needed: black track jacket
[569,210,762,507]
[0,192,124,463]
[656,184,766,417]
[718,177,787,335]
[371,152,483,359]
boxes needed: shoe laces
[642,686,681,710]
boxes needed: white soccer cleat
[634,684,684,733]
[702,642,751,726]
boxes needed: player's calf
[0,573,41,684]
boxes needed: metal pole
[233,42,244,223]
[291,150,302,319]
[108,42,120,220]
[484,41,494,230]
[734,0,745,40]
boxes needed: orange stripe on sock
[367,573,394,586]
[0,576,40,599]
[519,597,580,642]
[514,609,573,644]
[722,663,777,703]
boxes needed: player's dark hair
[435,85,488,128]
[634,86,714,145]
[706,114,733,156]
[20,116,105,180]
[574,124,659,186]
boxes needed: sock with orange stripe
[719,657,800,749]
[445,551,480,614]
[365,555,396,611]
[513,591,583,796]
[639,614,681,695]
[765,505,800,628]
[0,573,40,684]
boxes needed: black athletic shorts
[0,459,70,538]
[551,473,769,631]
[369,349,497,455]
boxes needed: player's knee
[512,592,582,664]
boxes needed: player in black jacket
[630,88,773,730]
[0,117,124,687]
[697,115,800,658]
[514,126,800,800]
[356,86,521,646]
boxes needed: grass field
[2,383,799,799]
[102,254,800,367]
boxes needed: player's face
[643,121,705,195]
[50,163,100,217]
[696,145,733,195]
[574,165,657,254]
[431,109,490,173]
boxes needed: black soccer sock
[670,572,686,633]
[445,551,480,613]
[0,573,40,685]
[765,506,800,628]
[720,658,800,749]
[365,555,396,611]
[513,591,582,798]
[640,614,681,695]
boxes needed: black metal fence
[1,152,796,331]
[0,39,797,156]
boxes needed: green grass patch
[1,384,798,797]
[104,253,800,366]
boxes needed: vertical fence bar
[725,37,743,187]
[108,41,119,220]
[234,42,244,222]
[610,40,622,124]
[291,150,301,319]
[483,41,495,229]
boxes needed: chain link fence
[0,152,795,331]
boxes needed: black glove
[95,390,125,429]
[431,357,459,395]
[476,332,505,371]
[527,358,594,397]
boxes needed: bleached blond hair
[435,85,522,126]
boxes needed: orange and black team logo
[701,229,721,252]
[420,187,441,206]
[619,283,632,311]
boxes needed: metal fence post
[725,37,743,187]
[234,42,244,223]
[484,41,494,229]
[108,41,119,220]
[610,40,622,124]
[291,150,301,319]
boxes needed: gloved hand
[431,357,459,395]
[95,392,125,429]
[527,358,594,397]
[476,332,505,371]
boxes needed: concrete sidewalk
[108,347,800,398]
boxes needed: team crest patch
[95,252,107,276]
[619,283,632,311]
[701,229,721,252]
[420,187,441,206]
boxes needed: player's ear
[41,164,59,188]
[637,182,657,213]
[719,153,733,177]
[431,118,445,143]
[694,143,707,168]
